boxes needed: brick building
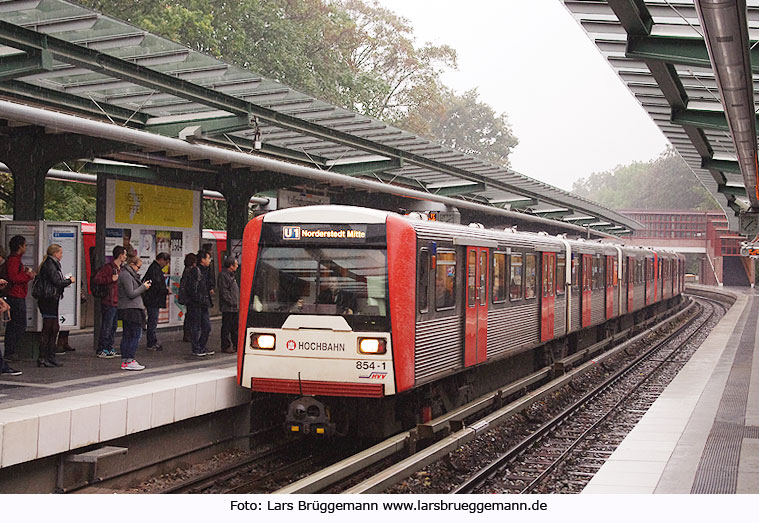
[621,210,752,286]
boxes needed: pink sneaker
[121,360,145,371]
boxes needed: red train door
[627,257,634,312]
[464,247,489,367]
[541,252,555,342]
[605,255,614,319]
[646,258,653,305]
[582,254,592,327]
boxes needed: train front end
[237,206,416,436]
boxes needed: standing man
[94,245,127,358]
[217,257,239,353]
[4,235,35,361]
[186,249,215,357]
[142,252,170,351]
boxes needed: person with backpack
[4,235,35,361]
[32,244,75,368]
[184,250,215,357]
[93,245,127,358]
[217,257,239,353]
[142,252,170,351]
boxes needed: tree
[572,148,719,211]
[75,0,516,165]
[400,88,518,167]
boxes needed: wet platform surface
[584,286,759,494]
[0,319,248,469]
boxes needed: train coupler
[285,396,336,436]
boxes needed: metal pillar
[92,174,108,353]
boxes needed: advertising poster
[169,231,185,324]
[107,179,201,326]
[104,228,123,263]
[114,180,194,228]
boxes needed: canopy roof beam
[0,20,614,216]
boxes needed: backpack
[177,269,190,306]
[90,264,110,298]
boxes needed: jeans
[187,306,210,353]
[98,305,118,353]
[146,307,160,347]
[120,321,142,361]
[221,311,238,351]
[5,296,27,358]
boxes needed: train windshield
[250,246,388,329]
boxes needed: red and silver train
[236,206,684,436]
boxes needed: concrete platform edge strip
[0,365,249,469]
[582,293,750,494]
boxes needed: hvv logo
[282,226,301,240]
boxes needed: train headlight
[358,337,386,354]
[251,333,276,350]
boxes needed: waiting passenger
[142,252,171,351]
[94,245,127,358]
[185,250,215,357]
[33,244,75,368]
[217,257,239,353]
[0,249,21,375]
[117,255,151,371]
[180,253,197,343]
[4,235,35,361]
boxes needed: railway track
[140,292,727,495]
[452,296,725,494]
[272,295,722,494]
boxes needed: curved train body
[236,206,684,436]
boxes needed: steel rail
[332,301,695,494]
[452,298,716,494]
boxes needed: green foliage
[74,0,516,164]
[43,180,97,221]
[202,199,227,230]
[572,148,719,211]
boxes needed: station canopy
[564,0,759,230]
[0,0,638,234]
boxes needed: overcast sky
[375,0,670,192]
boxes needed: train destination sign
[263,223,386,245]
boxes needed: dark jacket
[94,261,120,307]
[185,265,214,308]
[35,256,72,301]
[141,261,169,308]
[217,269,239,313]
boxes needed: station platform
[584,286,759,494]
[0,321,248,470]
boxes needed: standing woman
[34,244,74,367]
[118,255,151,371]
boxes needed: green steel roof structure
[0,0,639,233]
[563,0,759,231]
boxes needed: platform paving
[0,319,248,470]
[583,287,759,494]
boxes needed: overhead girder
[0,20,632,227]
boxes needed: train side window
[591,256,598,290]
[467,250,477,308]
[525,253,537,299]
[435,250,456,311]
[556,254,566,295]
[509,253,523,301]
[418,249,430,314]
[492,252,507,303]
[571,254,579,290]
